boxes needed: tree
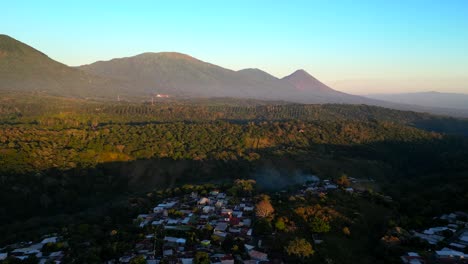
[130,255,146,264]
[194,251,210,264]
[342,226,351,236]
[275,217,286,231]
[285,238,314,258]
[336,174,351,187]
[256,199,274,218]
[254,218,273,236]
[310,217,330,233]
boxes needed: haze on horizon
[2,0,468,94]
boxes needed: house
[230,217,241,226]
[153,207,163,213]
[435,247,468,260]
[232,211,243,218]
[242,219,252,227]
[157,201,177,209]
[163,249,173,256]
[221,209,233,216]
[400,252,424,264]
[245,245,255,251]
[228,228,241,234]
[215,200,226,208]
[198,197,210,205]
[217,193,227,199]
[137,214,149,220]
[181,217,191,225]
[163,237,186,245]
[413,232,444,245]
[248,250,268,261]
[213,231,228,238]
[423,226,454,235]
[215,222,228,232]
[41,237,58,244]
[11,247,41,257]
[180,258,193,264]
[449,242,466,250]
[220,255,234,264]
[167,219,180,225]
[210,256,222,264]
[49,251,64,259]
[324,184,338,190]
[243,206,254,212]
[152,220,164,226]
[0,253,7,261]
[119,256,134,263]
[203,206,215,214]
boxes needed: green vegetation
[0,94,468,263]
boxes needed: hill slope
[0,34,129,98]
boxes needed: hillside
[0,34,130,98]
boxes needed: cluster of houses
[119,189,270,264]
[0,235,65,263]
[297,176,360,196]
[401,211,468,264]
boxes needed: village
[119,184,265,264]
[116,176,366,264]
[0,176,376,264]
[0,235,66,263]
[398,211,468,264]
[1,176,467,264]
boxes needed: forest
[1,94,468,263]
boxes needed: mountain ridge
[2,34,468,117]
[367,91,468,110]
[0,34,131,98]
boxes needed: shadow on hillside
[411,118,468,136]
[1,135,467,229]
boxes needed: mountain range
[367,91,468,110]
[0,34,376,104]
[1,34,467,117]
[77,51,376,104]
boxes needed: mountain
[366,91,468,110]
[282,69,334,93]
[0,34,129,98]
[2,35,468,117]
[78,52,376,104]
[79,52,258,98]
[78,52,301,100]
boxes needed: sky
[2,0,468,94]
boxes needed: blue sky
[2,0,468,94]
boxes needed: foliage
[193,251,210,264]
[285,238,314,258]
[336,174,351,187]
[129,255,146,264]
[256,199,274,218]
